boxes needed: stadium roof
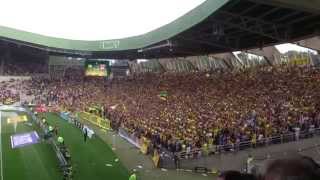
[0,0,319,59]
[0,0,206,41]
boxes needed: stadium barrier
[118,128,141,148]
[115,116,320,169]
[111,111,320,169]
[0,76,32,82]
[59,112,72,121]
[118,127,151,155]
[176,128,320,160]
[76,111,110,130]
[58,112,95,138]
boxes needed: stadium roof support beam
[211,52,238,69]
[247,0,320,14]
[257,7,280,19]
[182,28,241,50]
[183,58,199,71]
[221,59,233,70]
[155,59,167,72]
[137,40,172,53]
[158,58,172,72]
[295,36,320,53]
[177,36,236,52]
[247,46,282,65]
[211,11,286,41]
[238,3,261,16]
[274,11,302,23]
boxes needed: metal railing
[115,122,320,163]
[176,128,320,160]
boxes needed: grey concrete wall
[177,136,320,172]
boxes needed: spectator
[261,156,320,180]
[2,65,320,155]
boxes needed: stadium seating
[14,65,319,157]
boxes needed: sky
[233,43,317,60]
[0,0,317,55]
[275,43,317,54]
[0,0,205,41]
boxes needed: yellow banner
[7,115,28,124]
[140,137,151,155]
[152,150,160,167]
[289,57,310,65]
[77,111,110,130]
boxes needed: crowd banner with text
[289,57,310,66]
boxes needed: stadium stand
[0,82,20,104]
[14,64,319,158]
[0,0,320,179]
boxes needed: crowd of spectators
[106,66,320,154]
[0,81,20,104]
[1,60,48,76]
[22,65,320,155]
[2,65,320,155]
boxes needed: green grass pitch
[1,110,61,180]
[44,113,129,180]
[0,111,129,180]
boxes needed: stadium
[0,0,320,180]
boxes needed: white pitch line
[0,111,3,180]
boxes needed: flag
[158,91,168,101]
[110,104,118,110]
